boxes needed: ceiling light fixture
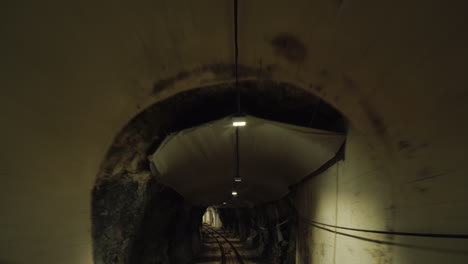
[233,121,246,127]
[232,191,238,196]
[232,116,246,127]
[234,177,242,182]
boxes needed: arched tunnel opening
[92,80,346,264]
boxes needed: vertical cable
[234,0,240,114]
[235,128,240,179]
[233,0,241,193]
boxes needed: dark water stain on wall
[341,74,387,137]
[398,140,412,150]
[271,34,307,64]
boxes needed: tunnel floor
[193,226,268,264]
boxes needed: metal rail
[204,225,244,264]
[202,226,226,264]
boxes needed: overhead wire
[234,0,240,114]
[233,0,241,191]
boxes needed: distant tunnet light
[234,177,242,182]
[233,121,246,127]
[232,191,238,196]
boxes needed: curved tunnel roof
[150,115,345,206]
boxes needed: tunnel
[2,0,468,264]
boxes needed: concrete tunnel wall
[295,126,468,263]
[1,0,468,263]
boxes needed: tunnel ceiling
[149,115,344,206]
[96,80,345,204]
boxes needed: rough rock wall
[92,172,205,264]
[92,172,152,264]
[129,183,205,264]
[219,198,296,264]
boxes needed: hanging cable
[234,0,240,114]
[233,0,242,192]
[235,127,240,180]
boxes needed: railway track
[202,225,244,264]
[202,226,226,264]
